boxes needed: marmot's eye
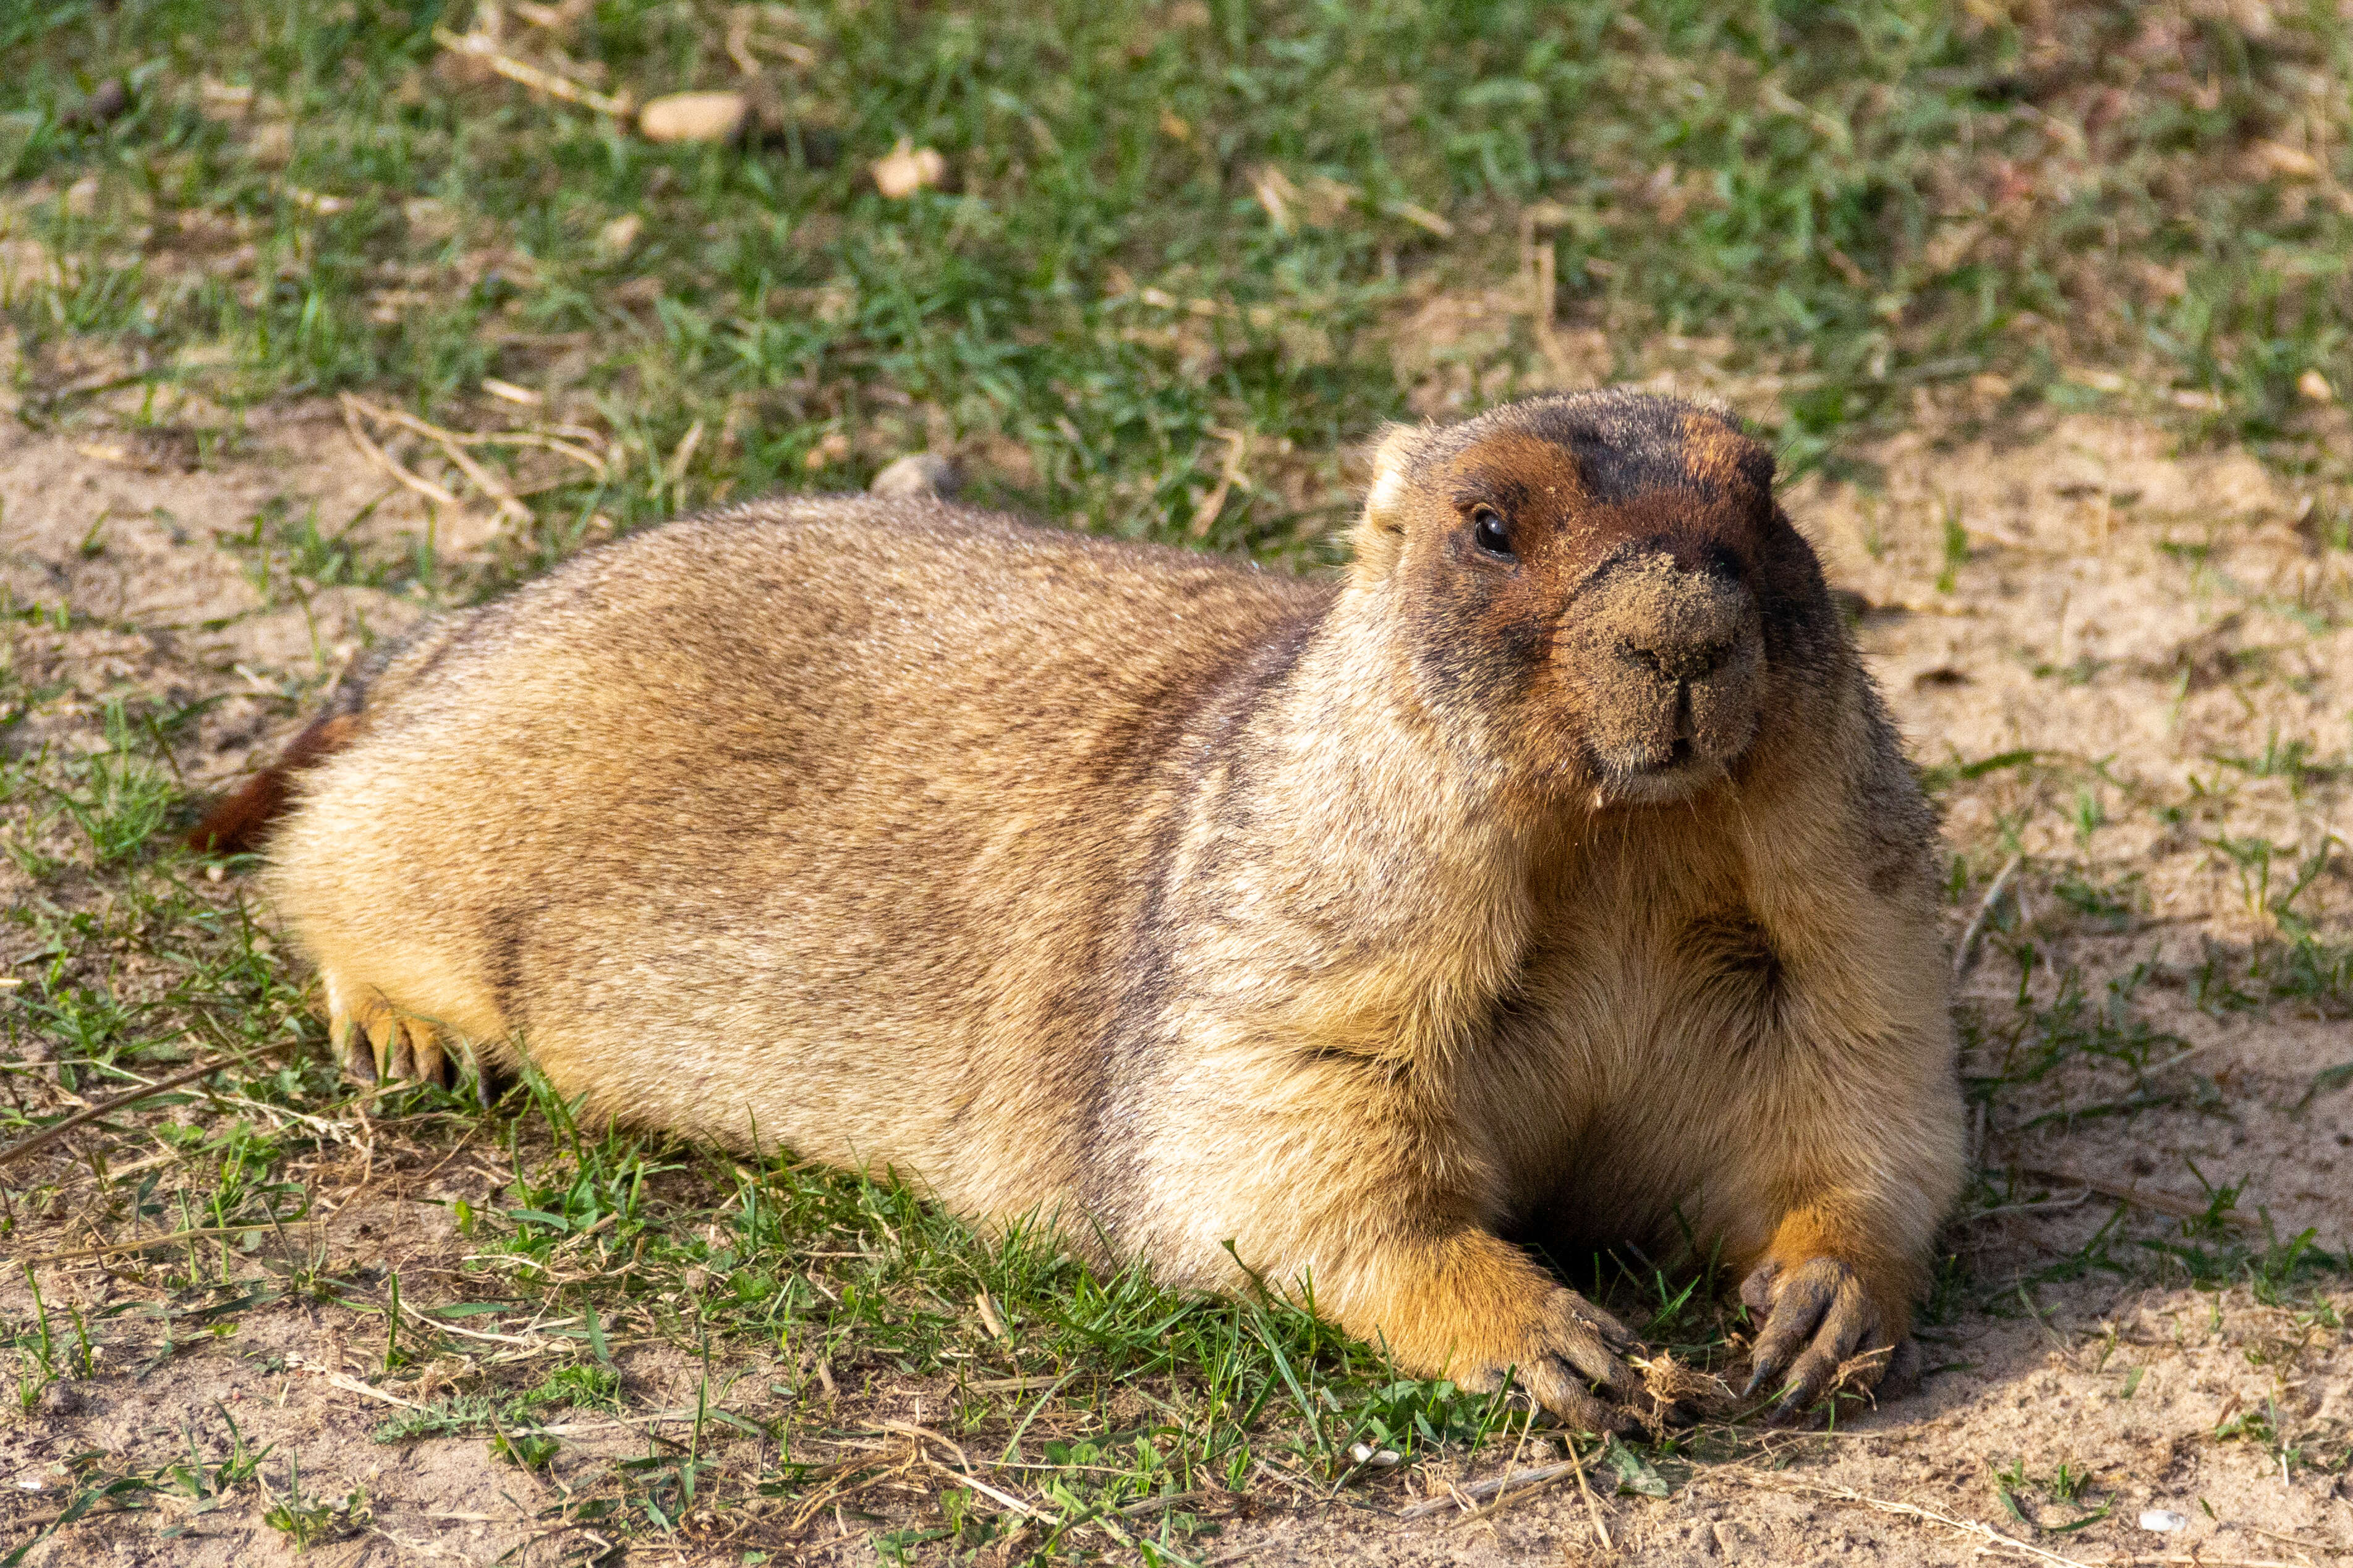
[1471,505,1514,559]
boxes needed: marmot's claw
[363,1012,449,1087]
[326,969,451,1090]
[1573,1297,1638,1356]
[327,978,377,1084]
[1486,1362,1636,1436]
[1539,1373,1637,1437]
[1739,1256,1887,1414]
[1458,1286,1648,1431]
[1539,1287,1638,1399]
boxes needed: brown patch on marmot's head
[1351,390,1842,808]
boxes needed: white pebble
[2139,1509,2187,1533]
[637,91,749,144]
[870,453,960,500]
[1347,1443,1401,1468]
[872,139,947,198]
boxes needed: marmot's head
[1351,391,1842,809]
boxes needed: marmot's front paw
[1452,1285,1641,1435]
[1738,1256,1909,1421]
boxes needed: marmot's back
[265,499,1325,1201]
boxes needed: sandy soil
[2,391,2349,1565]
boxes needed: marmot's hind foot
[325,970,451,1088]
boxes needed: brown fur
[189,712,361,854]
[232,391,1963,1426]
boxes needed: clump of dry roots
[1628,1351,1737,1435]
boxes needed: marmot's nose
[1608,568,1752,683]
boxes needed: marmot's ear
[1351,422,1429,583]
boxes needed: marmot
[198,391,1963,1429]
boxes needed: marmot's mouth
[1586,737,1737,807]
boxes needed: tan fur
[242,392,1963,1425]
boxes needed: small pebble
[870,452,960,501]
[598,212,644,255]
[639,91,749,144]
[38,1382,82,1418]
[872,138,947,198]
[2139,1509,2187,1533]
[1347,1442,1401,1468]
[64,79,131,130]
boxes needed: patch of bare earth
[3,400,2349,1565]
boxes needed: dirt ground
[2,382,2350,1565]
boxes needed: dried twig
[1567,1435,1614,1551]
[0,1045,293,1171]
[1117,1488,1215,1518]
[353,394,607,477]
[663,418,706,496]
[788,1449,919,1532]
[1188,426,1251,538]
[343,394,534,523]
[491,430,608,478]
[1954,852,2023,981]
[725,6,816,74]
[361,412,605,475]
[525,1408,700,1436]
[290,1353,707,1434]
[423,434,531,522]
[1723,1467,2081,1565]
[9,1219,312,1269]
[924,1457,1045,1519]
[285,1355,422,1410]
[341,394,466,511]
[881,1420,972,1470]
[430,27,632,116]
[2239,1522,2336,1560]
[724,14,762,77]
[1450,1463,1578,1527]
[2013,1164,2254,1229]
[1520,200,1577,376]
[1400,1459,1578,1522]
[412,1315,563,1351]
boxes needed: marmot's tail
[187,656,385,858]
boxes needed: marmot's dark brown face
[1358,391,1838,808]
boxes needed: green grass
[6,1,2353,1562]
[1,554,2346,1562]
[0,673,1754,1556]
[12,0,2353,540]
